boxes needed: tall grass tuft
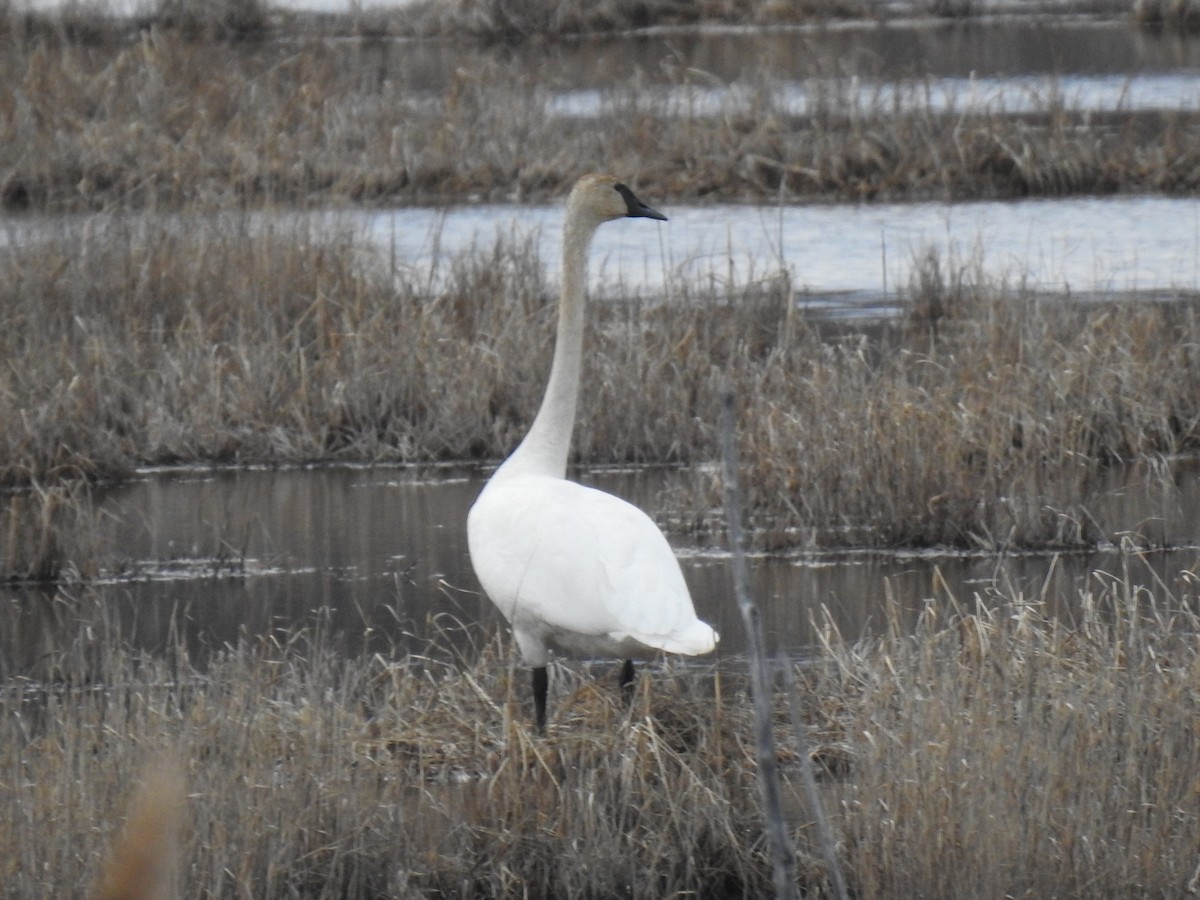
[0,598,771,897]
[1133,0,1200,30]
[151,0,269,41]
[406,0,873,39]
[808,565,1200,897]
[721,263,1200,550]
[1,483,104,582]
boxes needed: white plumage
[467,174,718,729]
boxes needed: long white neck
[495,209,597,479]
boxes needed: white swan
[467,174,718,730]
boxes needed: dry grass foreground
[1,19,1199,213]
[2,566,1197,897]
[3,217,1200,579]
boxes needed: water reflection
[3,463,1199,677]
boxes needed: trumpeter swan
[467,174,718,730]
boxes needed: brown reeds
[0,22,1197,213]
[404,0,876,39]
[2,566,1195,897]
[1133,0,1200,31]
[0,601,768,897]
[806,563,1200,897]
[1,483,104,582]
[0,0,876,48]
[720,385,800,899]
[720,262,1200,550]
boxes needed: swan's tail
[92,760,185,900]
[663,619,719,656]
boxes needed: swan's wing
[468,475,714,655]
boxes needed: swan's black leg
[532,666,548,732]
[620,658,636,705]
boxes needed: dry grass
[2,566,1196,897]
[0,22,1197,212]
[2,8,1195,897]
[806,560,1200,897]
[2,0,1141,43]
[0,215,620,490]
[0,597,771,898]
[0,0,898,47]
[725,268,1200,550]
[91,758,185,900]
[1,1,1197,570]
[0,483,105,582]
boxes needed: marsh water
[4,14,1200,671]
[361,194,1200,315]
[4,460,1200,676]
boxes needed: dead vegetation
[1,18,1197,213]
[820,565,1200,897]
[405,0,877,39]
[1133,0,1200,30]
[2,568,1196,898]
[724,269,1200,550]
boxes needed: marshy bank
[3,13,1200,210]
[3,8,1194,567]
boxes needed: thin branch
[719,383,797,900]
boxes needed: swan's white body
[470,473,717,666]
[467,174,717,724]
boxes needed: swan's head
[568,174,667,228]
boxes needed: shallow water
[4,462,1199,675]
[362,194,1200,312]
[549,71,1200,118]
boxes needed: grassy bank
[3,218,1200,564]
[2,568,1196,897]
[726,271,1200,550]
[1,20,1198,212]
